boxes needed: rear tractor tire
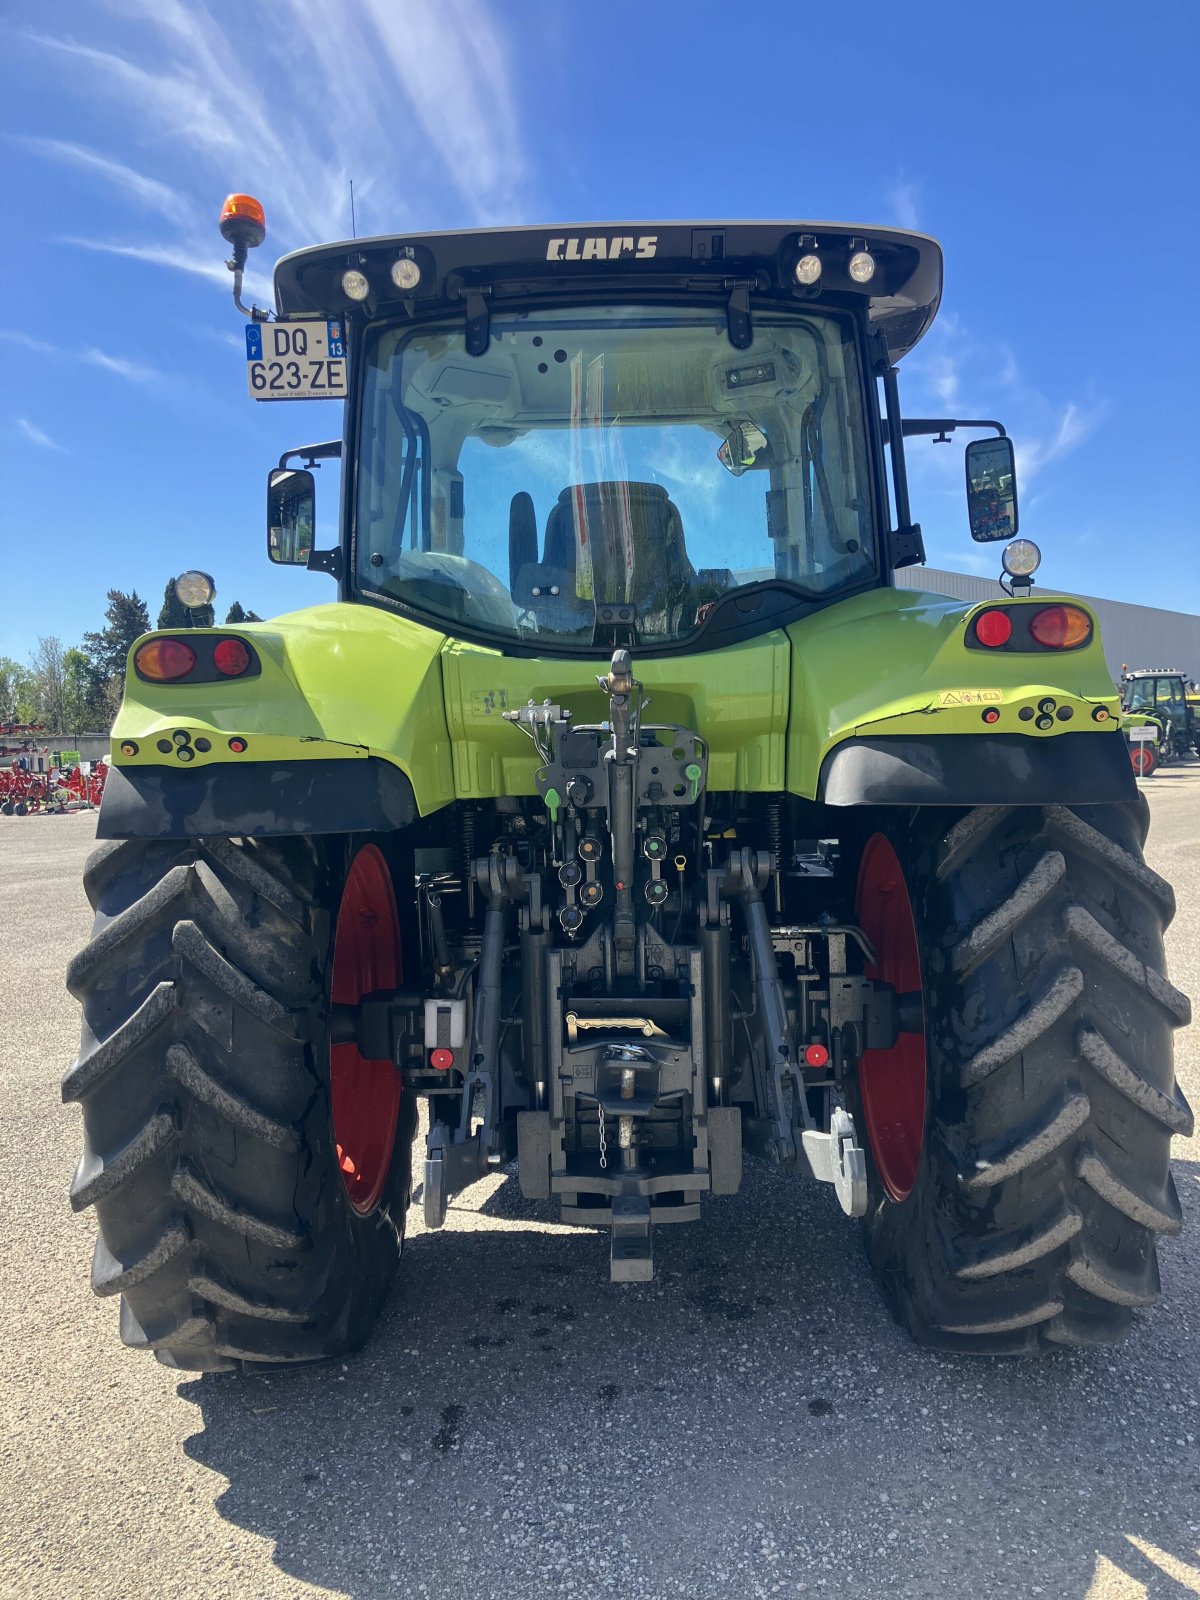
[849,799,1192,1351]
[64,835,417,1370]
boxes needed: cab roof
[273,221,943,363]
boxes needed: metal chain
[598,1102,607,1170]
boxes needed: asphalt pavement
[2,772,1198,1600]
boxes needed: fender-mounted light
[135,639,197,681]
[973,609,1013,647]
[1028,604,1092,649]
[213,637,251,676]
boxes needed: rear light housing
[132,634,261,683]
[966,603,1094,652]
[1028,604,1092,649]
[135,639,196,681]
[973,610,1013,648]
[213,637,252,676]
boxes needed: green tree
[224,601,264,624]
[83,589,152,728]
[63,647,102,732]
[0,656,35,724]
[157,579,192,630]
[27,636,68,731]
[83,590,152,680]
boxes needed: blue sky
[2,0,1197,663]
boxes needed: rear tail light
[1028,604,1092,649]
[135,639,197,681]
[973,610,1013,647]
[213,637,252,676]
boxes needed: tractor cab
[241,214,1033,652]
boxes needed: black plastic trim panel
[97,758,418,839]
[818,732,1134,807]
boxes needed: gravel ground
[2,775,1198,1600]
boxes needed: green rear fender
[110,604,455,815]
[787,587,1126,803]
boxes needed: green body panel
[111,604,455,815]
[439,633,790,798]
[784,587,1122,798]
[111,587,1122,812]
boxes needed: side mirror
[965,436,1018,542]
[267,467,315,564]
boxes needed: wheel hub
[330,844,404,1214]
[855,834,927,1202]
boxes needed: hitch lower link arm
[424,855,534,1229]
[715,849,867,1217]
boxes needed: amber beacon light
[220,193,269,319]
[219,193,266,251]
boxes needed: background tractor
[64,205,1191,1370]
[1120,667,1197,764]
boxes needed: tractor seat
[542,482,694,618]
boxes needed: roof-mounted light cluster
[338,254,422,306]
[792,235,877,289]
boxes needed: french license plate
[245,319,348,400]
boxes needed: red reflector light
[974,610,1013,647]
[982,707,1001,724]
[213,637,251,676]
[135,639,196,681]
[430,1048,454,1071]
[804,1043,830,1068]
[228,737,248,753]
[1028,604,1091,649]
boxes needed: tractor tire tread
[858,800,1189,1351]
[65,836,413,1369]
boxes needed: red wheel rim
[855,834,927,1202]
[330,845,404,1214]
[1130,744,1156,777]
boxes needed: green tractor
[1120,668,1197,766]
[64,203,1191,1370]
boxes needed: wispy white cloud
[888,178,920,232]
[62,235,275,308]
[1,326,160,384]
[18,136,188,222]
[15,417,64,450]
[1013,400,1104,483]
[0,330,57,355]
[24,0,533,320]
[82,347,158,384]
[898,307,1105,572]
